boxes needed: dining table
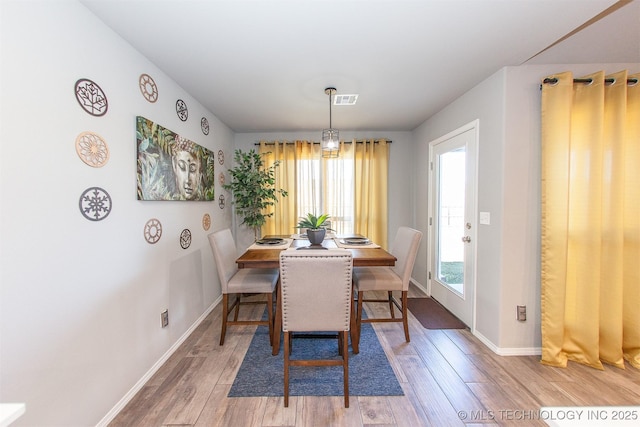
[236,234,397,355]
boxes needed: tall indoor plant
[224,149,287,240]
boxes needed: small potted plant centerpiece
[296,213,334,246]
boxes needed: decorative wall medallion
[180,229,192,249]
[218,172,225,186]
[218,194,225,209]
[139,74,158,103]
[176,99,188,121]
[202,213,211,231]
[201,117,210,135]
[75,131,109,167]
[75,78,108,116]
[144,218,162,244]
[79,187,112,221]
[218,150,224,165]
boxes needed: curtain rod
[255,139,392,146]
[542,77,638,85]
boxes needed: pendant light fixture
[321,87,339,158]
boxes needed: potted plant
[296,213,334,245]
[224,149,288,240]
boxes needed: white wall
[0,1,233,425]
[413,62,639,353]
[233,131,416,256]
[413,69,507,347]
[2,2,635,424]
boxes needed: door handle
[461,236,471,243]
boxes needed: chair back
[279,249,353,332]
[208,229,239,293]
[389,227,423,291]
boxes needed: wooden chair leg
[401,290,410,342]
[220,294,229,345]
[272,287,282,356]
[350,288,358,354]
[233,294,240,321]
[342,330,349,408]
[267,292,274,346]
[388,291,396,318]
[356,289,364,352]
[284,331,290,407]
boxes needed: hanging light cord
[329,89,332,129]
[326,87,336,129]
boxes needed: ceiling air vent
[334,94,358,106]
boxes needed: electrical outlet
[161,309,169,328]
[517,305,526,321]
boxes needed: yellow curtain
[354,139,389,248]
[541,70,640,370]
[259,141,316,235]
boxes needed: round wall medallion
[75,131,109,167]
[79,187,112,221]
[176,99,188,121]
[218,150,224,165]
[75,78,108,116]
[202,213,211,231]
[201,117,210,135]
[144,218,162,244]
[139,74,158,103]
[218,172,225,186]
[218,194,225,209]
[180,229,192,249]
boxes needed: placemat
[248,238,293,250]
[334,239,380,249]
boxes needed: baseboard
[409,279,540,357]
[473,330,542,356]
[96,296,222,427]
[410,278,428,295]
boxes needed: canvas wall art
[136,116,215,201]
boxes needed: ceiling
[80,0,639,133]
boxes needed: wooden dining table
[236,235,397,268]
[236,235,396,355]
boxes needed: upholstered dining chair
[352,226,422,353]
[208,229,279,346]
[279,249,353,408]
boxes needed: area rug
[407,297,468,329]
[228,315,404,397]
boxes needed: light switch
[479,211,491,225]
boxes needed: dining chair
[352,226,422,353]
[279,249,353,408]
[208,229,279,346]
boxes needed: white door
[428,121,478,329]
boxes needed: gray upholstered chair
[209,229,279,346]
[279,249,353,408]
[352,226,422,353]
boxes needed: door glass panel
[437,147,465,295]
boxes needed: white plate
[256,238,285,245]
[342,237,370,245]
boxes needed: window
[259,139,389,246]
[297,157,354,235]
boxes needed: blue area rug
[228,314,404,397]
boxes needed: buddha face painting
[136,116,215,201]
[171,137,202,200]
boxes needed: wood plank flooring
[109,285,640,426]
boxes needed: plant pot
[306,228,326,245]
